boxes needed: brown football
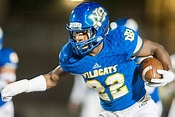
[140,57,163,82]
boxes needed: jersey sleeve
[132,36,143,56]
[59,42,75,73]
[112,26,143,58]
[59,42,87,74]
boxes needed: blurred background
[0,0,175,117]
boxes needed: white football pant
[99,94,159,117]
[0,100,14,117]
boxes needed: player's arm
[0,49,19,90]
[1,65,70,101]
[137,39,172,70]
[137,39,174,86]
[43,65,70,89]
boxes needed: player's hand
[1,79,29,101]
[146,70,174,87]
[1,88,13,101]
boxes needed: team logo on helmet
[88,7,107,28]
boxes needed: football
[140,57,163,82]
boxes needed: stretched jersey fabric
[0,48,18,106]
[60,26,146,111]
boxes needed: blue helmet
[0,27,3,49]
[66,2,109,56]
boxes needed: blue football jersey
[60,26,146,111]
[0,48,18,106]
[150,88,160,103]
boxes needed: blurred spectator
[67,74,101,117]
[0,27,19,117]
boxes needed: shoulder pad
[59,42,73,64]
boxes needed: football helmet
[0,27,3,49]
[66,2,109,56]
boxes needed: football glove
[1,75,46,102]
[146,70,174,87]
[1,79,29,101]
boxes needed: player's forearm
[153,43,172,70]
[139,39,172,70]
[43,73,59,89]
[45,65,70,89]
[1,75,47,101]
[38,65,65,89]
[1,65,68,102]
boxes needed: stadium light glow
[70,0,84,1]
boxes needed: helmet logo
[89,7,107,28]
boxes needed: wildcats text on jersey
[82,65,117,78]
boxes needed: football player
[110,18,163,117]
[1,2,174,117]
[0,27,19,117]
[68,18,163,117]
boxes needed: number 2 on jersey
[86,73,129,101]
